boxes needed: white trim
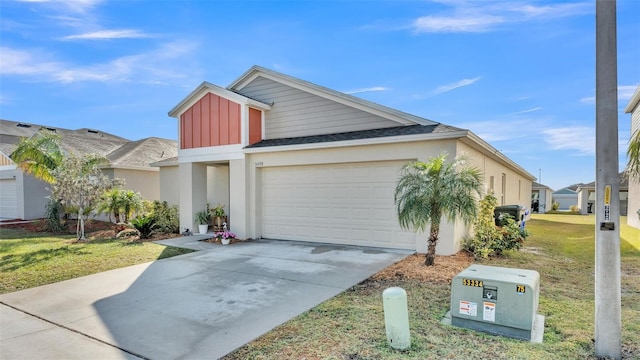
[243,131,468,154]
[461,132,536,181]
[179,144,245,163]
[241,105,249,146]
[624,85,640,113]
[168,82,271,118]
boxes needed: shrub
[570,204,579,212]
[464,193,529,258]
[551,201,560,211]
[150,201,179,234]
[493,214,528,255]
[116,228,140,239]
[463,193,500,259]
[130,215,157,239]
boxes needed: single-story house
[552,185,580,211]
[624,85,640,229]
[158,66,535,255]
[0,119,177,220]
[531,182,554,213]
[576,172,629,216]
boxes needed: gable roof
[553,187,578,195]
[576,172,629,191]
[0,119,177,170]
[167,81,271,118]
[532,182,554,191]
[228,65,437,127]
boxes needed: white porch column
[578,189,590,214]
[229,159,248,239]
[179,162,208,233]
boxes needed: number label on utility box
[462,279,484,287]
[516,285,526,294]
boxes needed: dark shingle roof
[0,119,177,169]
[245,124,464,149]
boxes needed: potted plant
[214,230,236,245]
[195,210,210,234]
[209,203,227,231]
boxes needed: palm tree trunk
[425,221,440,266]
[77,208,86,241]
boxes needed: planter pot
[198,224,209,234]
[221,238,231,245]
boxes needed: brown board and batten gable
[168,81,271,150]
[227,66,438,140]
[180,93,241,149]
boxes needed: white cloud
[61,29,151,40]
[454,119,533,142]
[578,85,638,104]
[579,96,595,104]
[512,107,542,115]
[344,86,390,95]
[412,1,591,33]
[16,0,102,14]
[0,42,198,84]
[542,126,594,155]
[432,76,481,95]
[619,85,638,100]
[413,14,503,33]
[0,47,61,75]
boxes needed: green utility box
[449,265,544,342]
[494,205,525,226]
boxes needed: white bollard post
[382,287,411,350]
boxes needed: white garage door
[262,161,416,250]
[0,178,18,219]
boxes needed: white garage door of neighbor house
[261,161,416,250]
[0,178,18,220]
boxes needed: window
[501,173,506,205]
[518,180,522,200]
[489,176,495,193]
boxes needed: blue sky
[1,0,638,191]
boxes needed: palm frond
[627,129,640,179]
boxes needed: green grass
[224,214,640,360]
[0,228,194,294]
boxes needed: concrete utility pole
[595,0,622,359]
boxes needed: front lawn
[224,214,640,359]
[0,227,193,294]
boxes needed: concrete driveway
[0,238,411,360]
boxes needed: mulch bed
[373,252,474,284]
[0,219,182,242]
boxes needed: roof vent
[16,123,32,128]
[45,127,56,132]
[87,129,99,134]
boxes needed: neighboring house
[576,172,629,216]
[158,65,535,255]
[0,119,177,220]
[531,182,554,213]
[625,85,640,229]
[552,185,580,211]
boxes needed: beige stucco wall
[166,136,533,254]
[159,165,180,206]
[112,168,160,201]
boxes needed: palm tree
[395,153,483,266]
[10,130,63,183]
[627,129,640,179]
